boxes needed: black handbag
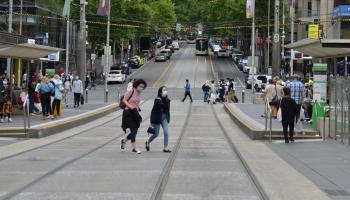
[147,125,155,134]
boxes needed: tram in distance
[195,37,209,56]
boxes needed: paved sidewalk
[0,84,122,128]
[267,139,350,200]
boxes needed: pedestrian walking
[145,86,171,153]
[0,79,13,123]
[37,76,54,120]
[72,75,83,108]
[287,74,305,132]
[261,79,277,117]
[85,73,90,90]
[64,77,72,107]
[121,79,147,154]
[218,80,225,102]
[182,79,193,103]
[202,80,210,102]
[280,87,297,143]
[52,75,64,118]
[209,80,217,104]
[303,83,312,122]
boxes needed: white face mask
[162,90,168,97]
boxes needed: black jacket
[280,96,297,124]
[122,108,142,130]
[28,82,36,98]
[150,97,170,125]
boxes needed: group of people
[121,79,171,154]
[202,78,238,104]
[29,74,84,120]
[263,74,313,143]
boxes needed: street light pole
[290,0,295,75]
[272,0,281,77]
[66,17,70,76]
[251,0,256,94]
[7,0,13,80]
[79,0,87,94]
[104,0,111,103]
[267,0,271,73]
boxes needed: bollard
[85,89,88,103]
[242,90,245,103]
[105,89,109,103]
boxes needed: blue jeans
[29,96,35,113]
[148,114,169,146]
[204,91,210,102]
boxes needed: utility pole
[272,0,281,77]
[282,0,285,62]
[290,0,295,75]
[267,0,271,73]
[104,0,111,103]
[18,0,23,87]
[66,17,70,76]
[251,0,256,94]
[78,0,87,93]
[7,0,13,80]
[120,38,124,63]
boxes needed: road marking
[197,58,199,63]
[205,57,207,63]
[152,60,175,88]
[237,77,244,87]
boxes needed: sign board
[246,0,255,19]
[273,33,280,43]
[312,63,327,102]
[48,52,60,62]
[27,39,36,44]
[333,5,350,18]
[308,24,319,39]
[91,54,96,61]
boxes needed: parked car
[212,44,221,55]
[172,41,180,50]
[111,62,131,75]
[161,49,172,59]
[246,74,272,92]
[107,70,126,84]
[166,45,175,53]
[155,52,168,62]
[128,57,140,69]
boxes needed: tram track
[149,103,267,200]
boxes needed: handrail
[22,94,30,136]
[264,97,273,142]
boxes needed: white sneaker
[132,149,141,154]
[8,118,12,123]
[0,118,4,123]
[4,116,8,121]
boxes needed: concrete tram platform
[224,103,321,140]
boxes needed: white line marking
[237,77,244,87]
[205,58,207,63]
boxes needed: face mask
[162,90,168,97]
[137,88,144,93]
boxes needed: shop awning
[285,39,350,58]
[0,43,64,59]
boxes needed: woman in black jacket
[145,86,171,153]
[280,87,297,143]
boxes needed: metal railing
[264,97,273,142]
[22,95,30,136]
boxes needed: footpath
[223,102,350,200]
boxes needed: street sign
[308,24,319,39]
[91,54,96,61]
[48,52,60,62]
[273,33,279,43]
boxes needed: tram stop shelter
[0,42,64,110]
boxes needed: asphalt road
[0,45,262,200]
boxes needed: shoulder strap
[127,89,135,102]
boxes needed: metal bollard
[105,89,109,103]
[85,89,88,103]
[242,90,245,103]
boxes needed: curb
[224,103,320,140]
[0,104,119,138]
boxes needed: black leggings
[41,93,52,116]
[126,128,138,143]
[74,93,81,106]
[52,99,61,116]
